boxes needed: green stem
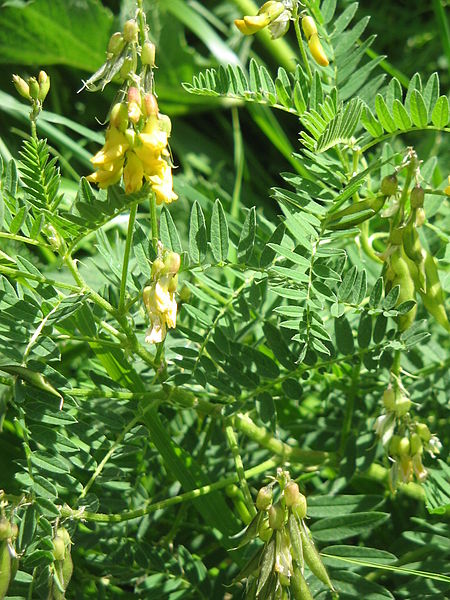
[225,424,257,517]
[230,106,244,221]
[61,458,277,523]
[432,0,450,80]
[293,3,313,81]
[339,363,360,455]
[119,202,138,314]
[150,191,158,253]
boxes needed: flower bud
[410,433,423,455]
[142,41,156,66]
[108,32,125,56]
[382,386,396,411]
[301,16,317,40]
[0,519,11,541]
[37,70,50,101]
[158,113,172,136]
[110,102,128,132]
[119,57,134,80]
[389,435,401,455]
[258,518,272,542]
[52,536,66,561]
[168,274,178,293]
[308,34,329,67]
[258,1,285,21]
[410,185,424,208]
[151,258,165,278]
[415,207,425,227]
[128,87,142,123]
[292,495,307,520]
[394,395,411,417]
[268,502,284,530]
[12,74,31,100]
[380,174,398,196]
[163,251,181,274]
[398,436,410,457]
[283,481,300,507]
[123,19,138,42]
[416,422,431,443]
[143,93,159,117]
[28,76,40,100]
[256,485,273,511]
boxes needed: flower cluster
[234,1,292,39]
[234,469,334,599]
[143,247,180,344]
[87,89,177,202]
[374,385,441,489]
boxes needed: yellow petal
[148,161,178,205]
[123,152,144,194]
[234,18,260,35]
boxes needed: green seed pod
[291,565,314,600]
[419,252,450,332]
[123,19,138,42]
[107,32,125,56]
[394,395,411,417]
[398,436,410,457]
[380,174,398,196]
[163,251,181,275]
[382,386,396,411]
[56,528,71,549]
[284,481,300,507]
[141,41,156,66]
[52,536,66,561]
[326,195,386,230]
[402,222,423,264]
[416,422,431,443]
[119,56,135,80]
[410,185,425,208]
[388,248,417,331]
[258,517,273,542]
[0,540,11,599]
[287,514,303,566]
[389,435,401,456]
[0,520,11,542]
[299,523,334,590]
[268,502,285,530]
[292,494,307,520]
[256,485,273,511]
[410,433,423,455]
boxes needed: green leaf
[329,570,394,599]
[160,206,182,254]
[357,312,372,348]
[189,201,207,263]
[334,316,355,354]
[310,512,389,541]
[237,207,256,263]
[409,90,428,127]
[431,96,449,127]
[0,0,113,71]
[293,81,307,115]
[210,199,229,263]
[375,94,396,132]
[392,99,412,130]
[307,495,384,518]
[369,278,384,307]
[361,106,384,138]
[322,545,397,567]
[423,72,440,117]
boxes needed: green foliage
[0,0,449,599]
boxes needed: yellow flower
[148,160,178,205]
[90,126,129,167]
[123,151,144,194]
[234,1,286,36]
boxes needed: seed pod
[284,482,301,507]
[0,540,11,599]
[398,436,410,457]
[308,33,329,67]
[258,517,273,542]
[410,433,423,455]
[386,248,417,331]
[108,32,125,55]
[292,566,314,600]
[123,19,138,42]
[410,185,424,208]
[416,423,431,443]
[402,222,423,264]
[119,56,135,80]
[419,252,450,332]
[326,195,386,230]
[415,207,426,227]
[287,514,303,567]
[256,485,273,511]
[301,16,317,40]
[382,386,396,411]
[52,536,66,561]
[268,502,285,530]
[380,174,398,196]
[389,435,401,455]
[394,395,411,417]
[299,522,334,590]
[292,494,307,520]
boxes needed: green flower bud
[398,436,410,457]
[123,19,138,42]
[110,102,128,132]
[410,185,425,209]
[292,494,307,520]
[119,57,134,80]
[283,481,300,507]
[410,433,423,455]
[416,422,431,443]
[382,386,396,411]
[395,395,411,417]
[258,518,273,542]
[151,258,165,278]
[142,41,156,66]
[37,70,50,101]
[381,174,398,196]
[158,113,172,136]
[28,76,40,100]
[163,251,181,275]
[12,74,31,100]
[256,485,273,511]
[268,502,285,530]
[107,32,125,56]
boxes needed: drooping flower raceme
[87,90,177,203]
[143,249,180,344]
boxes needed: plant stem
[150,191,158,252]
[230,106,244,221]
[292,3,312,81]
[225,424,257,517]
[339,363,361,455]
[61,458,278,523]
[119,202,138,314]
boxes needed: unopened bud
[301,16,317,40]
[284,481,300,507]
[258,1,285,20]
[123,19,138,42]
[108,32,125,56]
[163,251,181,274]
[398,436,410,457]
[382,386,396,411]
[292,495,307,520]
[256,485,273,511]
[158,113,172,136]
[410,433,423,455]
[10,523,18,540]
[37,70,50,101]
[410,185,425,208]
[110,102,128,132]
[168,274,178,293]
[416,423,431,443]
[142,41,156,66]
[151,258,165,278]
[268,503,285,530]
[28,77,40,100]
[389,435,401,455]
[56,528,71,548]
[12,74,31,100]
[258,518,272,542]
[143,93,159,117]
[119,57,134,80]
[380,174,398,196]
[52,536,66,561]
